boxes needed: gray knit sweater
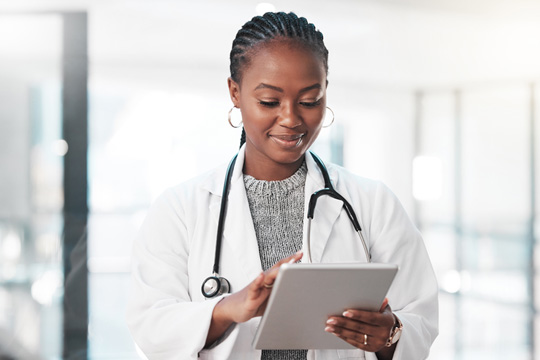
[243,162,308,360]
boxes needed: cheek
[305,108,326,128]
[239,104,258,125]
[240,104,276,129]
[310,124,323,142]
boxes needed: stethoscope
[201,151,371,299]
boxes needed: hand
[213,251,303,323]
[324,298,397,355]
[206,251,303,347]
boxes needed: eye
[259,100,279,108]
[300,99,321,108]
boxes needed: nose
[277,101,302,128]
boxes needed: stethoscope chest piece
[202,274,231,298]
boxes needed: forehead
[240,38,326,88]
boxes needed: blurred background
[1,0,539,359]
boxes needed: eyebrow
[254,83,322,93]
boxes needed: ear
[227,77,241,107]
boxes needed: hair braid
[230,11,328,84]
[239,128,246,149]
[230,12,329,148]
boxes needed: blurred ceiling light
[53,139,68,156]
[413,155,443,201]
[441,269,461,294]
[2,230,22,261]
[31,269,63,306]
[256,3,276,15]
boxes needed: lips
[269,133,305,149]
[271,134,304,141]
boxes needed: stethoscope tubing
[203,151,370,298]
[212,154,238,275]
[306,152,371,263]
[305,219,370,263]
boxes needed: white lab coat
[126,146,438,360]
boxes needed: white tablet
[252,263,398,350]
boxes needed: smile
[269,133,305,148]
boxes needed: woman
[127,12,438,360]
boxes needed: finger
[326,315,391,352]
[262,251,303,285]
[326,327,382,353]
[379,298,389,312]
[261,268,280,288]
[342,307,394,327]
[327,316,393,347]
[247,273,268,299]
[326,326,366,347]
[326,317,372,336]
[272,250,303,269]
[255,297,270,317]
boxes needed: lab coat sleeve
[126,189,235,359]
[365,182,439,360]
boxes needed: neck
[243,152,306,181]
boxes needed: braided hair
[229,12,329,148]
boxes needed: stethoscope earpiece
[202,275,231,298]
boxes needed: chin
[272,150,307,165]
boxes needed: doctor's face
[228,39,327,180]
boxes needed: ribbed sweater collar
[243,161,307,195]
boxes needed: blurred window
[0,14,63,359]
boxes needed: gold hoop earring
[228,107,242,128]
[323,107,335,128]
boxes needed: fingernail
[343,311,353,318]
[326,318,337,325]
[324,326,334,333]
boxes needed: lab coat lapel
[303,153,343,263]
[207,148,263,282]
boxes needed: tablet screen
[252,263,398,350]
